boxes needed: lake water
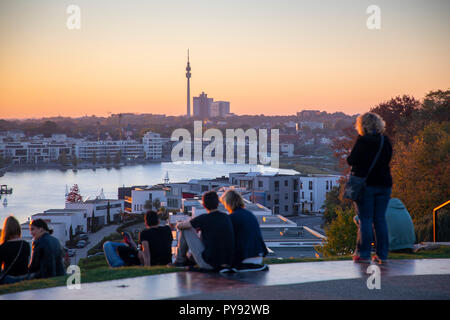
[0,162,285,224]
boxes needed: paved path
[2,259,449,300]
[71,224,119,265]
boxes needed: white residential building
[125,184,182,213]
[299,174,342,213]
[30,209,88,243]
[230,170,342,214]
[142,131,163,159]
[0,141,73,164]
[65,199,124,226]
[74,140,144,161]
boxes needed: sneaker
[352,255,370,263]
[235,263,269,272]
[219,267,238,274]
[372,255,386,264]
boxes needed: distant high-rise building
[193,94,230,118]
[217,101,230,117]
[193,92,213,119]
[186,50,191,117]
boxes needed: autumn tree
[391,121,450,241]
[331,126,358,175]
[370,95,420,140]
[66,184,83,202]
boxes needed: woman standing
[347,112,393,264]
[28,219,65,278]
[0,216,31,284]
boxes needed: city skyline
[1,0,449,119]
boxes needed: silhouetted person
[347,112,392,264]
[174,191,234,270]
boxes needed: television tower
[186,49,191,117]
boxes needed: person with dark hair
[138,211,173,266]
[173,191,235,271]
[103,211,173,267]
[0,216,31,285]
[28,219,65,279]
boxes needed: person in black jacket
[347,112,392,264]
[28,219,65,278]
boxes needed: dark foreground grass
[1,246,449,296]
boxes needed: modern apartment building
[74,140,144,160]
[120,184,183,213]
[229,171,302,216]
[299,174,341,213]
[65,199,124,226]
[142,131,163,159]
[229,171,342,214]
[0,141,73,164]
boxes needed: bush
[414,215,433,242]
[316,206,357,257]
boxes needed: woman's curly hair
[355,112,386,136]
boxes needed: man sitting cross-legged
[173,191,235,271]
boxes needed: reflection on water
[0,162,261,224]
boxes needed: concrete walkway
[2,259,449,300]
[71,224,119,265]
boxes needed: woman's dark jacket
[346,133,393,187]
[229,207,268,267]
[28,233,65,278]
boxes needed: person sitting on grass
[103,211,173,268]
[173,191,235,271]
[220,189,269,271]
[138,211,173,266]
[103,230,141,268]
[28,219,65,279]
[0,216,31,285]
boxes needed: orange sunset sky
[0,0,449,119]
